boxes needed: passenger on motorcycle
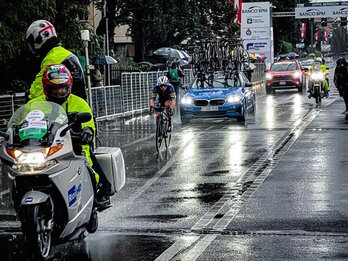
[308,57,329,98]
[28,64,110,206]
[26,20,87,100]
[149,76,176,131]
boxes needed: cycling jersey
[151,84,176,105]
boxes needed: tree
[94,0,237,62]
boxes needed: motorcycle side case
[94,147,126,194]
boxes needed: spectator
[91,66,104,87]
[167,61,184,103]
[334,57,348,114]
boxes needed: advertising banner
[241,27,270,40]
[241,2,273,64]
[295,3,348,18]
[241,2,270,28]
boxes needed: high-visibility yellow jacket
[29,46,87,100]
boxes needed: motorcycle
[0,101,126,260]
[308,68,327,108]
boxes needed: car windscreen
[300,60,313,66]
[192,78,238,89]
[271,62,298,71]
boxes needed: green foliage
[96,0,237,62]
[279,40,293,53]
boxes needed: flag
[300,23,307,40]
[324,30,328,42]
[230,0,239,10]
[237,0,242,24]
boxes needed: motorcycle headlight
[6,146,62,174]
[181,96,193,105]
[310,72,324,81]
[12,159,57,174]
[227,95,243,103]
[265,73,273,80]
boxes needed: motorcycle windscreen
[8,101,68,144]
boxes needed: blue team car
[180,72,256,123]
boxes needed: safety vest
[29,46,72,100]
[169,68,179,83]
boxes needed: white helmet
[157,76,169,86]
[315,57,323,63]
[26,20,57,53]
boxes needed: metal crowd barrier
[0,93,26,131]
[1,68,263,123]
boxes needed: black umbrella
[93,55,118,65]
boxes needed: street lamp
[81,30,93,110]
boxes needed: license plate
[201,106,218,111]
[279,81,286,85]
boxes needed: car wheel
[298,82,303,92]
[237,101,246,122]
[251,95,256,113]
[180,114,189,125]
[266,87,271,95]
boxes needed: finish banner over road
[295,2,348,19]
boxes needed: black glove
[80,127,94,145]
[168,108,174,116]
[149,106,154,115]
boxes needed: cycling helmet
[157,76,169,86]
[42,64,72,101]
[315,57,323,63]
[26,20,57,54]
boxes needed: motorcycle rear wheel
[22,204,52,260]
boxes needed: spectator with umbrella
[167,60,184,104]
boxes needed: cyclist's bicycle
[151,106,172,153]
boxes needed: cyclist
[308,57,329,98]
[149,76,176,131]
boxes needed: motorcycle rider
[334,57,348,114]
[28,64,111,207]
[149,76,176,131]
[308,57,329,98]
[26,20,87,100]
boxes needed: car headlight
[265,73,273,80]
[181,96,193,105]
[293,71,301,79]
[227,95,243,103]
[310,72,324,81]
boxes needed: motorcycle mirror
[0,131,9,141]
[76,113,92,124]
[60,113,92,137]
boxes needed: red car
[265,60,305,94]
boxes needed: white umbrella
[153,47,185,59]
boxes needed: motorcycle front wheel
[22,203,52,260]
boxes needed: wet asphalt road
[1,65,348,260]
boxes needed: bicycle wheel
[156,117,163,152]
[164,120,172,149]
